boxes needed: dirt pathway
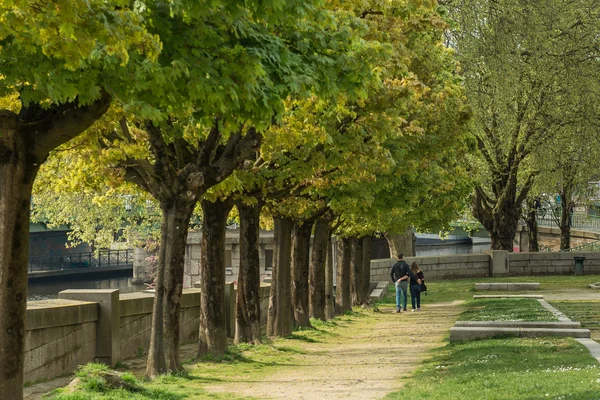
[203,301,463,400]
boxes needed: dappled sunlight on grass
[385,337,600,400]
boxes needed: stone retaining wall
[371,251,600,282]
[25,285,268,383]
[24,299,98,383]
[371,253,490,282]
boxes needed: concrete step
[369,281,389,302]
[473,294,544,299]
[450,326,591,342]
[454,321,581,329]
[476,283,540,291]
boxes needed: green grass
[385,337,600,400]
[379,275,600,305]
[458,298,558,322]
[549,300,600,339]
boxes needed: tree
[447,0,600,250]
[0,2,158,395]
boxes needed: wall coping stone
[450,326,590,342]
[454,321,581,329]
[475,283,540,291]
[473,294,543,299]
[26,299,98,331]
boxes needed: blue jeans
[410,283,422,309]
[395,281,408,310]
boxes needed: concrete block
[506,283,540,291]
[519,328,590,338]
[450,327,520,342]
[473,294,544,299]
[224,282,235,338]
[450,326,590,342]
[509,253,530,262]
[26,299,98,330]
[59,289,120,366]
[490,250,509,276]
[454,321,581,329]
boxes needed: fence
[536,210,600,232]
[28,249,134,273]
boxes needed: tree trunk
[267,217,294,337]
[383,227,415,258]
[559,187,573,250]
[361,236,372,302]
[291,220,313,328]
[162,208,192,372]
[325,230,335,320]
[197,198,234,358]
[525,198,540,252]
[335,237,352,314]
[0,96,110,396]
[0,137,37,397]
[350,237,363,306]
[473,174,534,252]
[235,201,263,345]
[146,204,193,377]
[145,213,168,378]
[309,219,329,320]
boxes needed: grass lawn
[384,337,600,400]
[382,274,600,305]
[549,300,600,340]
[458,298,558,322]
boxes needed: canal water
[28,271,146,301]
[28,238,491,301]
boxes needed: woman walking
[410,262,425,311]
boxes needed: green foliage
[251,0,472,235]
[448,0,600,247]
[0,0,160,106]
[32,144,161,249]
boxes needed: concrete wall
[371,253,491,282]
[372,251,600,282]
[184,230,275,288]
[119,289,201,359]
[516,225,600,252]
[25,285,264,383]
[24,299,98,383]
[509,252,600,275]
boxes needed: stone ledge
[475,283,540,291]
[588,282,600,289]
[369,281,389,302]
[450,327,590,342]
[454,321,581,329]
[473,295,544,299]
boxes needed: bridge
[28,249,134,280]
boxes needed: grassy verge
[458,298,558,322]
[380,275,600,305]
[384,337,600,400]
[45,311,368,399]
[549,300,600,340]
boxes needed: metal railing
[28,249,134,273]
[536,210,600,232]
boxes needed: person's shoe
[403,308,407,312]
[395,308,401,313]
[417,308,422,311]
[411,309,416,312]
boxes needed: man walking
[390,254,421,313]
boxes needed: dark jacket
[391,260,416,282]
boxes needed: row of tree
[1,1,472,396]
[445,0,600,250]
